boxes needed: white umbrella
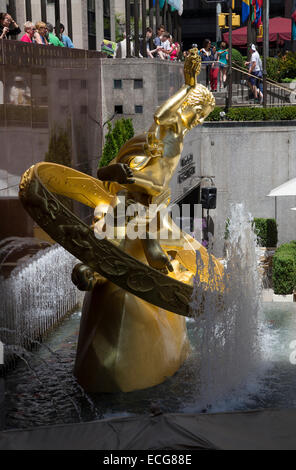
[267,178,296,197]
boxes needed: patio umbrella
[267,178,296,197]
[223,17,292,46]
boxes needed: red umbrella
[223,17,292,46]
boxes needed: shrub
[279,52,296,80]
[232,48,244,68]
[99,118,134,168]
[207,106,223,121]
[253,218,278,247]
[266,57,282,82]
[205,106,296,122]
[272,241,296,294]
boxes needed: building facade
[182,0,288,50]
[1,0,117,50]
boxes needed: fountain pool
[2,301,296,430]
[2,203,296,431]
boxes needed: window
[81,80,87,89]
[134,79,143,89]
[88,0,96,50]
[115,105,123,114]
[114,80,122,89]
[135,105,143,114]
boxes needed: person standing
[200,39,212,89]
[46,23,64,47]
[245,44,263,103]
[59,23,74,48]
[0,13,21,39]
[209,44,219,92]
[217,41,228,90]
[34,22,48,45]
[20,22,36,43]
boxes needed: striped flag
[255,0,262,27]
[292,0,296,40]
[242,0,250,25]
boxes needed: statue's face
[185,48,202,77]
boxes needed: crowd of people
[185,38,263,102]
[188,38,229,92]
[0,12,74,48]
[116,25,180,61]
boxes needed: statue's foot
[142,239,174,274]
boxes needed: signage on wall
[181,153,194,168]
[178,165,196,184]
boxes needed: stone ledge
[204,120,296,128]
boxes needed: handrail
[231,63,296,97]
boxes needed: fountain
[0,244,84,366]
[1,49,296,449]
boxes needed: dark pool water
[3,301,296,430]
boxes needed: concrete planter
[272,293,294,303]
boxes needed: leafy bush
[232,48,244,68]
[279,52,296,80]
[266,57,282,82]
[99,118,134,168]
[206,106,296,122]
[272,241,296,294]
[253,218,278,247]
[207,106,223,121]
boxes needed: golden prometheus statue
[19,49,223,393]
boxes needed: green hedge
[272,241,296,294]
[253,218,278,248]
[206,106,296,122]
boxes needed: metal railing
[198,62,295,108]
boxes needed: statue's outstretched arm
[154,84,191,127]
[97,163,135,184]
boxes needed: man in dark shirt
[0,13,21,39]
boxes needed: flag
[251,0,256,24]
[292,0,296,40]
[242,0,250,25]
[153,0,166,8]
[255,0,262,27]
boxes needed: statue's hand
[72,263,97,291]
[115,163,135,184]
[184,48,201,87]
[97,163,135,184]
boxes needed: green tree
[99,118,135,168]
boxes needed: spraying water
[0,244,84,362]
[191,203,263,411]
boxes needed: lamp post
[227,1,233,109]
[263,0,269,108]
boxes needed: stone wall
[171,121,296,257]
[101,58,184,135]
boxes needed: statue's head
[184,48,202,86]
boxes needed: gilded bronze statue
[19,49,223,393]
